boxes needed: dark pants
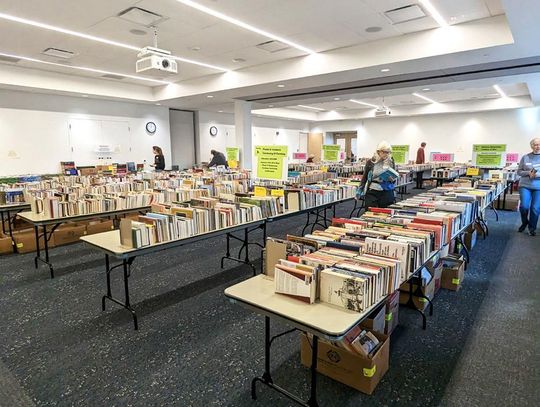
[519,187,540,232]
[365,189,396,209]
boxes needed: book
[320,268,368,312]
[274,264,316,303]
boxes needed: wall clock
[209,126,218,137]
[146,121,157,134]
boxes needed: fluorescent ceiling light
[380,68,390,72]
[493,84,507,98]
[418,0,448,27]
[0,12,228,71]
[413,92,437,103]
[349,99,379,108]
[0,51,172,84]
[173,0,316,54]
[297,105,325,111]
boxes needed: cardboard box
[86,219,114,235]
[300,332,389,395]
[384,290,399,335]
[399,271,435,311]
[464,230,477,251]
[426,255,444,295]
[53,223,87,246]
[12,228,54,254]
[441,255,465,291]
[0,234,13,254]
[360,304,386,335]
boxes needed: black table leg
[102,257,138,330]
[34,225,40,269]
[0,211,6,235]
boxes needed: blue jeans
[519,187,540,231]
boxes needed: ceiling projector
[136,46,177,74]
[374,107,392,117]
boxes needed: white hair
[376,141,392,152]
[530,137,540,148]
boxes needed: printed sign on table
[254,145,288,180]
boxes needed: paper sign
[227,160,238,169]
[340,151,346,160]
[254,145,288,180]
[466,168,480,176]
[321,166,328,172]
[391,145,410,165]
[293,152,307,160]
[431,153,454,162]
[363,366,377,377]
[385,312,393,321]
[270,189,284,197]
[475,152,503,167]
[506,153,519,163]
[452,278,460,285]
[322,145,340,162]
[254,186,267,197]
[226,147,240,161]
[473,144,506,153]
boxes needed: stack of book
[0,188,25,204]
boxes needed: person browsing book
[208,149,229,168]
[517,137,540,236]
[416,142,427,164]
[150,146,165,171]
[357,141,398,208]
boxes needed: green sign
[255,145,288,180]
[391,145,410,165]
[322,145,340,162]
[226,147,240,161]
[473,144,506,153]
[475,153,503,167]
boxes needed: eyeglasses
[378,150,391,154]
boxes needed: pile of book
[284,184,356,211]
[0,188,25,204]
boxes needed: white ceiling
[0,0,504,85]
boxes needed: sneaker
[529,230,536,236]
[518,224,528,232]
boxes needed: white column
[234,100,252,169]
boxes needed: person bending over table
[517,137,540,236]
[357,141,397,208]
[208,149,229,168]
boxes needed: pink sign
[506,153,519,163]
[293,152,307,160]
[431,153,454,162]
[340,151,346,160]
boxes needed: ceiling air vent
[42,47,76,59]
[101,74,125,80]
[384,4,426,24]
[117,7,167,27]
[0,55,21,63]
[256,40,290,53]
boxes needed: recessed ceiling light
[493,84,507,98]
[0,51,172,85]
[380,68,390,72]
[418,0,448,27]
[334,97,340,101]
[232,58,246,63]
[173,0,316,54]
[207,95,214,98]
[413,92,437,103]
[422,88,431,91]
[190,46,201,51]
[268,105,274,107]
[365,26,382,33]
[155,103,161,105]
[82,94,89,98]
[0,11,229,72]
[129,29,147,36]
[218,110,224,113]
[277,84,285,88]
[297,105,325,111]
[349,99,379,108]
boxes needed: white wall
[169,109,195,169]
[310,107,540,162]
[0,90,171,176]
[198,111,310,166]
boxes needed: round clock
[209,126,218,137]
[146,121,157,134]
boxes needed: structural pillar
[234,100,253,169]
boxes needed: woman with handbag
[357,141,398,209]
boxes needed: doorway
[331,131,357,160]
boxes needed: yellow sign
[321,166,328,172]
[228,160,238,169]
[466,168,480,176]
[254,145,288,180]
[363,365,377,377]
[452,278,460,285]
[254,186,267,197]
[270,189,284,197]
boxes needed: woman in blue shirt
[517,137,540,236]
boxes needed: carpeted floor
[0,200,538,407]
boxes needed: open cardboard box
[384,290,399,335]
[441,254,465,291]
[0,233,13,254]
[300,331,389,395]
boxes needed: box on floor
[0,233,13,254]
[384,290,399,335]
[425,254,443,295]
[399,268,435,311]
[86,219,114,235]
[441,254,465,291]
[53,223,87,246]
[360,304,386,335]
[464,230,477,251]
[12,228,54,253]
[300,331,389,395]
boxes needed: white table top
[225,274,378,339]
[0,202,30,211]
[17,206,151,225]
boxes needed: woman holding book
[517,137,540,236]
[357,141,397,209]
[151,146,165,171]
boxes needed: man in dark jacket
[208,149,229,168]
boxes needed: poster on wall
[254,145,288,180]
[322,145,340,162]
[430,152,455,162]
[391,145,410,165]
[293,152,308,161]
[226,147,240,168]
[472,144,506,167]
[506,153,519,163]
